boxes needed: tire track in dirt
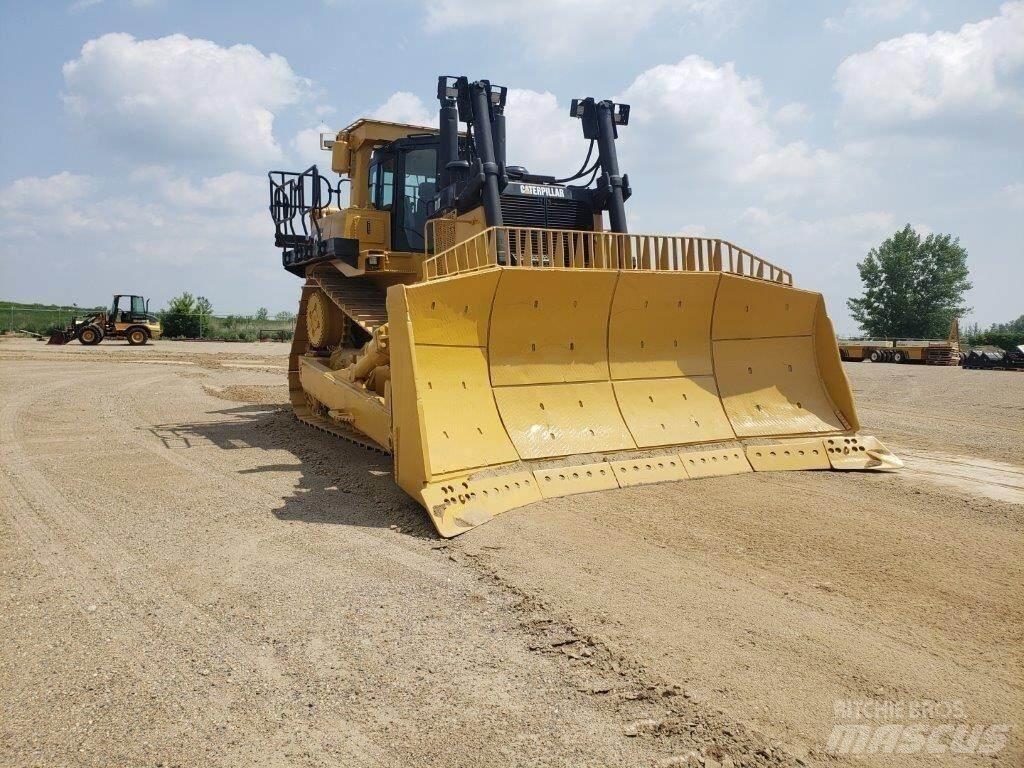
[894,448,1024,504]
[0,372,121,604]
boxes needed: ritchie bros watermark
[825,699,1010,756]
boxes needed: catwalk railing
[422,226,792,285]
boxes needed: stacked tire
[962,349,1008,369]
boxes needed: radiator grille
[498,194,597,266]
[499,195,593,231]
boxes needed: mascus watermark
[825,700,1010,756]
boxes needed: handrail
[422,226,792,285]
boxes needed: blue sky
[1,0,1021,333]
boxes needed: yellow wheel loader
[269,75,900,537]
[48,294,162,345]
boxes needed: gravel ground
[1,338,1021,768]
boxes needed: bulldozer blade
[387,267,894,538]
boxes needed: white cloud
[0,172,95,212]
[156,171,265,211]
[424,0,746,55]
[619,57,769,165]
[835,2,1024,126]
[824,0,919,31]
[369,92,434,127]
[616,55,843,196]
[0,171,267,242]
[0,169,288,312]
[504,90,582,176]
[774,102,812,124]
[61,33,313,168]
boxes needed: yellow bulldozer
[269,75,900,537]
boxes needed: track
[286,270,390,452]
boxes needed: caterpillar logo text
[518,183,566,198]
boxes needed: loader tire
[126,327,149,346]
[78,325,102,345]
[869,349,882,362]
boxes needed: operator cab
[366,135,438,252]
[110,295,152,323]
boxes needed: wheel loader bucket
[47,329,71,345]
[388,262,897,537]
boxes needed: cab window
[373,155,395,210]
[131,296,146,316]
[396,148,437,251]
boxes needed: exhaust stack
[467,79,506,228]
[436,79,461,189]
[435,76,508,228]
[571,98,631,233]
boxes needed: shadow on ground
[148,403,437,539]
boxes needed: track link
[291,401,389,453]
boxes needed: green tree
[255,307,269,321]
[161,292,201,338]
[966,315,1024,351]
[847,224,971,338]
[194,296,214,338]
[274,310,296,322]
[990,314,1024,333]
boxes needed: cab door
[354,151,395,251]
[129,296,148,322]
[391,145,437,253]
